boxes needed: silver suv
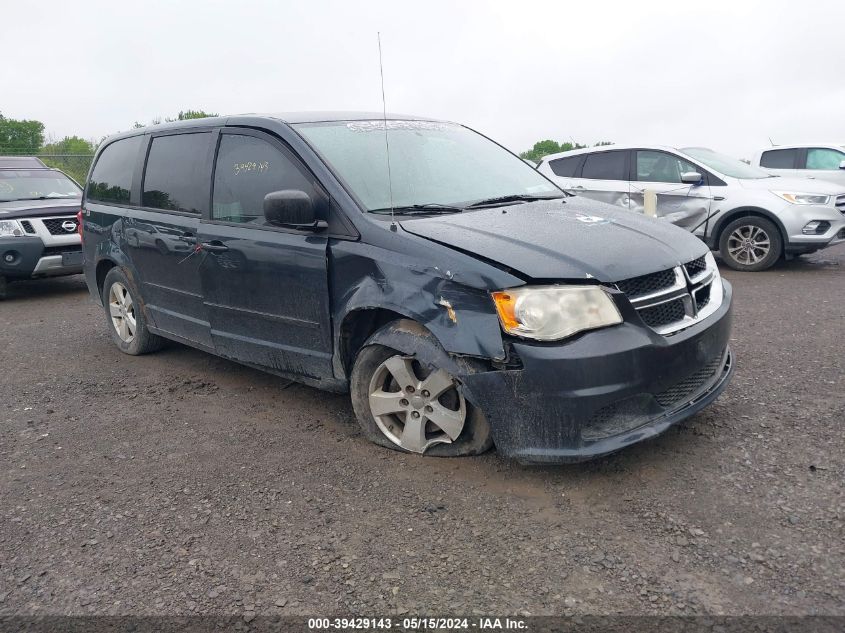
[537,145,845,271]
[0,157,83,297]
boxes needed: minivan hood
[0,197,81,219]
[738,176,844,194]
[400,198,709,282]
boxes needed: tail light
[76,210,84,239]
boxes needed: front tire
[101,267,165,355]
[718,216,783,271]
[350,325,493,458]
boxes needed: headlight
[0,219,25,237]
[772,191,830,205]
[491,285,622,341]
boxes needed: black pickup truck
[0,157,83,298]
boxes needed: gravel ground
[1,244,843,617]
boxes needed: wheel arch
[94,254,143,303]
[709,206,788,252]
[95,258,118,298]
[338,307,410,377]
[338,308,494,392]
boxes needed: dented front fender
[329,232,524,379]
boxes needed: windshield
[682,148,772,179]
[294,120,560,211]
[0,169,82,202]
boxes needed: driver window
[636,150,698,184]
[212,134,313,224]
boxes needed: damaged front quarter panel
[328,229,525,381]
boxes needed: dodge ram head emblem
[61,220,77,232]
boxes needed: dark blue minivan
[81,113,733,463]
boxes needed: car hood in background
[738,176,845,194]
[400,197,709,282]
[0,198,81,219]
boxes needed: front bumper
[0,236,83,280]
[462,281,734,464]
[781,204,845,253]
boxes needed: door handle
[200,241,229,252]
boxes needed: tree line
[0,110,217,183]
[520,139,613,163]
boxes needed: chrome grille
[20,220,36,234]
[615,268,676,299]
[639,297,686,328]
[614,254,723,336]
[42,216,78,235]
[694,282,711,311]
[684,256,707,279]
[836,194,845,213]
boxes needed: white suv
[537,145,845,271]
[752,144,845,186]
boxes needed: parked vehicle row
[537,145,845,271]
[79,113,733,463]
[0,157,83,298]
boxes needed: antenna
[768,137,775,146]
[377,32,397,231]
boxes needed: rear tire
[350,325,493,458]
[101,267,165,355]
[718,216,782,272]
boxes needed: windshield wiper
[466,194,564,208]
[370,203,464,216]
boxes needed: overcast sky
[5,0,844,158]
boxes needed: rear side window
[581,151,627,180]
[760,149,798,169]
[142,133,212,214]
[87,136,143,204]
[806,148,845,170]
[212,134,313,225]
[548,155,582,177]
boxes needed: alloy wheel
[727,224,771,265]
[108,281,136,343]
[367,355,466,453]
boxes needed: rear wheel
[350,326,492,457]
[718,216,783,271]
[102,267,165,355]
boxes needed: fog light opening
[802,220,830,235]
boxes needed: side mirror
[839,160,845,170]
[263,190,319,227]
[681,171,703,185]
